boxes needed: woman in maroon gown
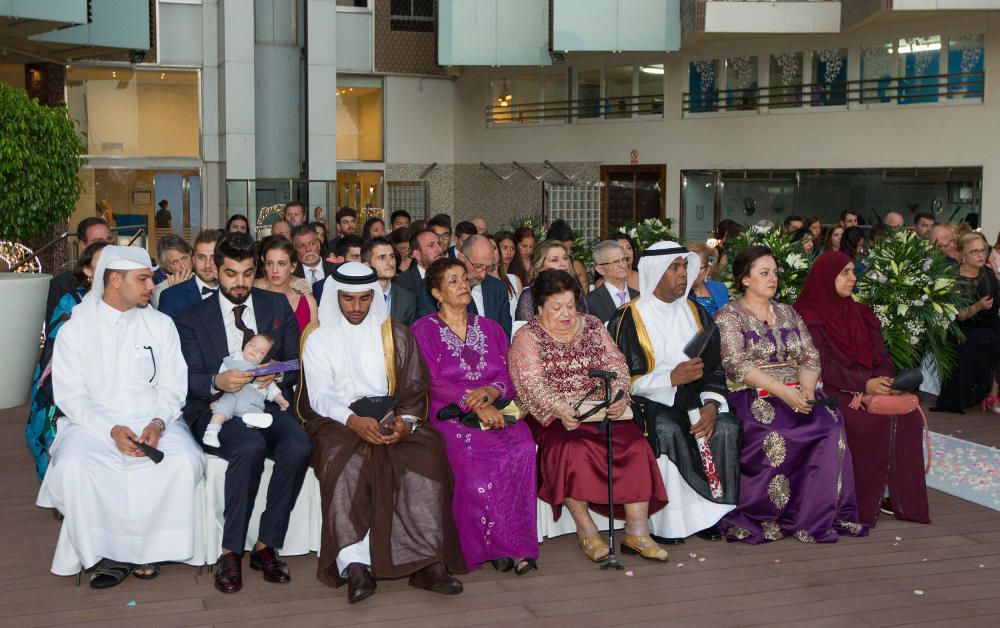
[795,252,930,526]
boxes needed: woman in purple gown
[715,246,868,544]
[412,258,539,575]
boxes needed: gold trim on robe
[381,317,396,395]
[294,321,319,426]
[615,300,657,386]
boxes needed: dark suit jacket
[586,284,639,323]
[393,264,436,318]
[158,277,203,319]
[388,283,417,326]
[468,275,513,339]
[292,260,337,282]
[174,288,301,437]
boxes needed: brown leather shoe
[408,562,463,595]
[345,563,376,604]
[249,546,290,583]
[214,552,243,594]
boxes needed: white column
[307,0,337,182]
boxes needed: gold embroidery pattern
[751,398,775,424]
[763,432,787,467]
[762,520,784,541]
[726,525,750,540]
[794,529,816,543]
[768,474,791,509]
[836,519,864,535]
[838,430,846,461]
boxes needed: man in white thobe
[37,245,205,588]
[608,241,741,543]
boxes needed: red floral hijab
[794,251,881,369]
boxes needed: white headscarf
[85,245,152,304]
[316,262,388,329]
[637,241,701,310]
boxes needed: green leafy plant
[724,227,812,303]
[615,218,677,254]
[0,84,86,245]
[855,230,970,378]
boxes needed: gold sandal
[620,535,669,562]
[578,534,610,562]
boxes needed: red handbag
[848,393,932,473]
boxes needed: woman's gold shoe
[620,535,669,562]
[578,534,610,562]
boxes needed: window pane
[861,42,894,103]
[687,60,719,113]
[336,78,383,161]
[604,65,633,119]
[66,68,200,157]
[544,72,568,121]
[490,78,513,124]
[390,0,433,31]
[682,173,715,241]
[948,34,984,100]
[638,64,663,116]
[898,36,940,104]
[811,48,847,107]
[514,74,541,124]
[725,56,758,111]
[769,52,803,109]
[576,69,601,119]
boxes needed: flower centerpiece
[723,226,811,303]
[854,230,970,378]
[615,218,677,255]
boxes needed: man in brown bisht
[295,262,465,604]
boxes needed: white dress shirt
[471,284,485,316]
[302,262,324,285]
[604,280,630,308]
[219,293,257,355]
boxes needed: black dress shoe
[408,562,463,595]
[346,563,376,605]
[490,557,514,572]
[250,546,290,583]
[214,552,243,594]
[651,534,686,545]
[694,528,722,542]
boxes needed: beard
[220,283,251,305]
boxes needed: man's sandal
[89,560,133,589]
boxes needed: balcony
[682,69,983,115]
[486,93,665,126]
[682,1,841,46]
[843,1,1000,31]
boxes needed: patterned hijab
[794,251,881,369]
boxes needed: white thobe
[303,321,388,573]
[37,300,206,574]
[633,298,734,539]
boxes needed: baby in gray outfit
[203,334,289,448]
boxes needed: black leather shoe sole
[651,534,686,545]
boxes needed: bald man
[884,212,905,231]
[930,224,959,263]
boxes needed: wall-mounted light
[641,65,664,75]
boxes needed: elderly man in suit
[586,240,639,323]
[394,228,443,318]
[457,235,513,338]
[158,229,223,318]
[174,233,311,594]
[291,224,337,287]
[362,236,416,325]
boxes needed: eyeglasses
[967,248,988,256]
[470,262,497,273]
[596,257,628,267]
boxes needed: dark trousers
[209,410,311,553]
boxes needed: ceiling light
[112,71,117,78]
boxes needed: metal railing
[486,94,664,125]
[682,71,984,114]
[9,226,148,274]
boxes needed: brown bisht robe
[294,318,466,588]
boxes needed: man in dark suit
[362,236,417,325]
[291,224,336,287]
[586,240,639,323]
[457,235,513,338]
[393,228,443,318]
[45,217,113,324]
[174,233,311,594]
[158,229,223,319]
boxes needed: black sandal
[490,557,514,572]
[133,563,160,580]
[89,560,132,589]
[513,558,537,575]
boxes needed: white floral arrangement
[724,227,811,303]
[617,218,677,255]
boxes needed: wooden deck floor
[2,402,998,627]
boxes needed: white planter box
[0,273,51,409]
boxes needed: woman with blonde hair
[514,241,587,321]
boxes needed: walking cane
[584,369,625,571]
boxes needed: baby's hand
[275,394,290,411]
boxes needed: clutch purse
[848,392,931,473]
[576,400,633,423]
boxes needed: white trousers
[336,531,371,575]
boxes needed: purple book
[250,359,300,377]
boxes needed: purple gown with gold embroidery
[715,301,867,544]
[412,313,538,570]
